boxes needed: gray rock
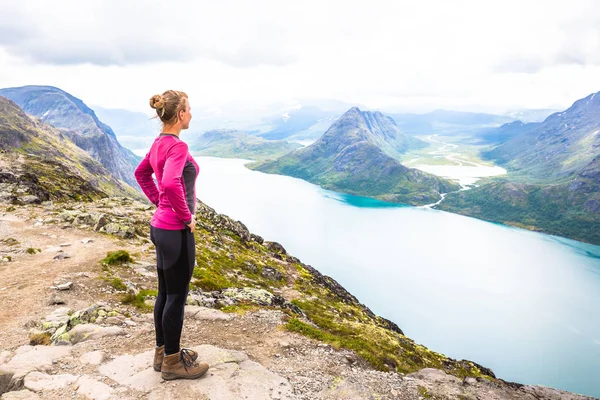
[0,389,41,399]
[24,371,78,392]
[47,293,66,305]
[193,307,233,321]
[66,324,125,344]
[261,267,283,281]
[79,351,105,365]
[99,345,295,399]
[0,345,72,394]
[76,376,114,400]
[52,253,70,261]
[53,282,72,291]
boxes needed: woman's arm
[163,141,193,225]
[134,153,159,206]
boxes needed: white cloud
[0,0,599,115]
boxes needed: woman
[134,90,209,380]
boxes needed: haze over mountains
[189,129,303,161]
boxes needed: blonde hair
[149,90,188,126]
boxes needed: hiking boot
[154,346,199,372]
[161,349,209,380]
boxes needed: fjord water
[195,156,600,397]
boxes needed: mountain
[0,96,140,203]
[484,91,600,180]
[437,91,600,245]
[92,106,160,151]
[474,120,540,144]
[0,86,141,187]
[250,107,459,205]
[389,109,514,135]
[188,130,303,161]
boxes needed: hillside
[251,107,459,206]
[0,86,141,187]
[0,198,594,399]
[0,96,140,203]
[437,91,600,245]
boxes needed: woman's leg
[150,226,167,348]
[151,227,195,355]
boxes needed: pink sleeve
[134,153,159,206]
[163,141,193,224]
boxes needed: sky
[1,0,600,117]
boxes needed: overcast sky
[1,0,599,116]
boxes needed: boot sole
[161,368,208,380]
[153,364,161,372]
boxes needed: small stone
[53,253,71,261]
[59,243,72,247]
[47,293,66,305]
[55,282,73,291]
[81,238,94,244]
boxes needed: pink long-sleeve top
[135,134,199,230]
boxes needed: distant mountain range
[0,86,140,187]
[474,120,540,144]
[387,109,514,136]
[0,96,139,203]
[484,93,600,181]
[250,107,459,206]
[438,91,600,245]
[189,130,303,161]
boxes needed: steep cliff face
[251,107,459,206]
[0,96,140,203]
[0,86,140,187]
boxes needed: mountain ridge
[0,85,141,187]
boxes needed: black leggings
[150,226,195,355]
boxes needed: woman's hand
[187,215,196,233]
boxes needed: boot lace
[180,348,197,369]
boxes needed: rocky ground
[0,199,596,400]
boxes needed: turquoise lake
[194,156,600,398]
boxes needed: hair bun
[149,94,165,110]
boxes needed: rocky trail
[0,201,594,400]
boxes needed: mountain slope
[484,91,600,180]
[0,96,140,203]
[437,91,600,245]
[250,107,459,205]
[475,120,540,144]
[0,86,141,187]
[189,130,303,161]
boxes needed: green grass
[110,278,127,291]
[26,247,41,254]
[101,250,133,265]
[120,293,153,312]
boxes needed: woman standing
[134,90,209,380]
